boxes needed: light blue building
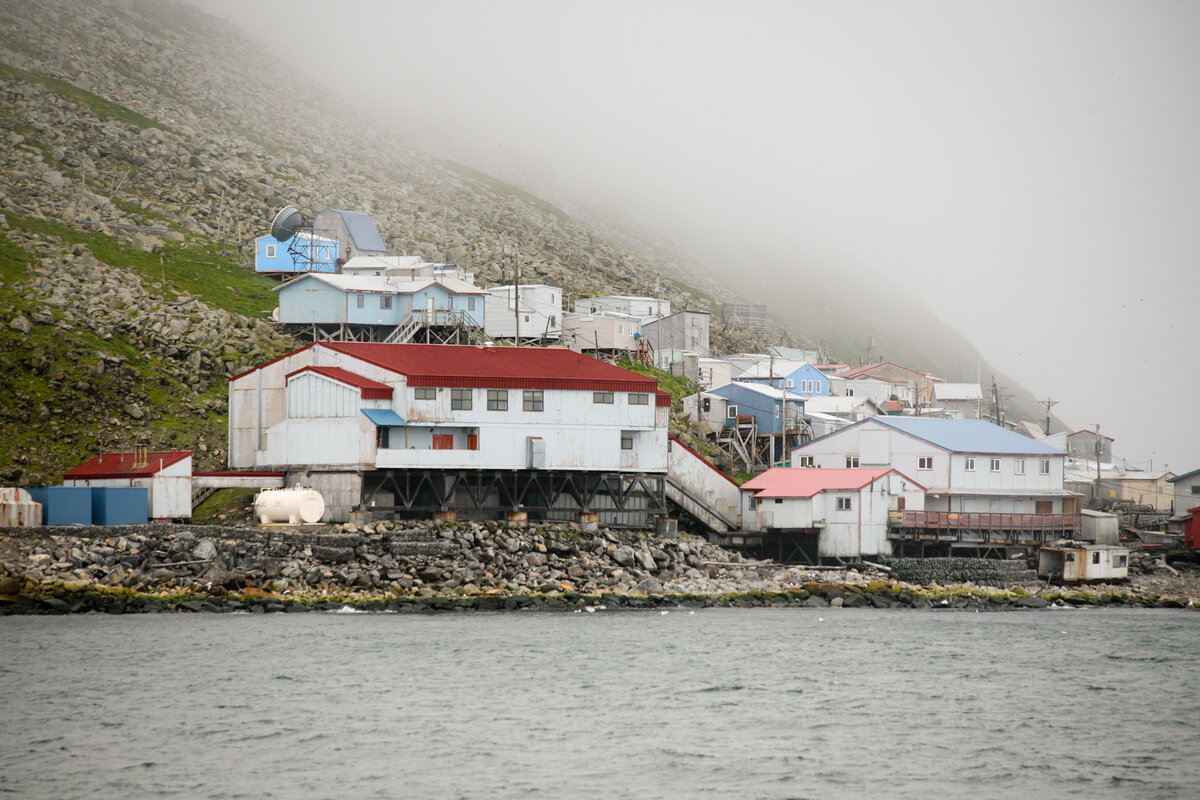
[275,273,486,330]
[736,359,829,396]
[707,381,807,462]
[254,232,338,274]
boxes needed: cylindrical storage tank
[254,487,325,524]
[0,487,43,527]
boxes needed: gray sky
[193,0,1199,474]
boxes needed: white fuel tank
[0,487,42,527]
[254,487,325,525]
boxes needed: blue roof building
[313,209,388,263]
[736,359,829,396]
[788,416,1079,519]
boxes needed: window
[836,497,852,511]
[380,295,393,310]
[990,458,1002,472]
[1014,459,1025,475]
[432,435,453,450]
[1091,551,1101,565]
[964,457,975,472]
[448,297,454,310]
[414,387,435,400]
[727,405,739,419]
[356,294,365,309]
[468,297,476,311]
[484,389,507,411]
[523,390,543,412]
[524,315,530,323]
[265,244,276,259]
[1191,485,1200,495]
[376,427,389,449]
[846,456,859,468]
[621,432,634,450]
[593,391,614,404]
[774,498,783,504]
[918,456,933,470]
[451,388,472,410]
[797,455,814,468]
[1115,554,1128,568]
[629,393,649,405]
[1039,458,1051,476]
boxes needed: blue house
[736,359,829,396]
[255,232,338,274]
[707,381,807,462]
[275,273,486,329]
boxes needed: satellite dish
[270,205,308,242]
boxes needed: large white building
[228,343,670,522]
[789,417,1081,551]
[790,417,1078,515]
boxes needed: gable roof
[801,396,879,415]
[1168,467,1200,483]
[320,209,387,252]
[286,366,394,399]
[838,361,927,380]
[1067,429,1114,441]
[64,450,192,479]
[709,381,805,402]
[314,342,662,393]
[932,383,983,401]
[871,417,1065,455]
[741,467,924,498]
[274,273,484,295]
[736,360,816,380]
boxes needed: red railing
[892,510,1080,534]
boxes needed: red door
[467,434,478,451]
[432,435,453,450]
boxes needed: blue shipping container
[91,486,149,525]
[27,486,93,526]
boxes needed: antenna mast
[1039,397,1059,435]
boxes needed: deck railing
[891,510,1080,534]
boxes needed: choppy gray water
[2,607,1198,799]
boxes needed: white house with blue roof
[313,209,388,264]
[788,417,1080,517]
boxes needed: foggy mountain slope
[0,0,1050,483]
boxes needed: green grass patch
[0,60,175,134]
[4,212,278,319]
[614,356,699,405]
[193,488,258,524]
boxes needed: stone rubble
[1,522,1196,614]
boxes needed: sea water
[2,607,1197,799]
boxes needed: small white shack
[1038,543,1129,583]
[739,467,925,559]
[64,449,193,519]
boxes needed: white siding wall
[231,349,667,473]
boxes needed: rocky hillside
[0,0,1047,485]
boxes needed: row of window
[798,454,1053,475]
[415,387,648,412]
[797,379,821,394]
[355,295,478,311]
[379,429,635,451]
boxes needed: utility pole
[1039,397,1059,436]
[513,245,520,346]
[1093,423,1103,501]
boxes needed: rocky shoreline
[1,521,1196,615]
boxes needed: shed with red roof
[64,449,193,519]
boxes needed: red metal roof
[838,361,928,380]
[64,450,192,480]
[740,467,925,498]
[311,342,661,392]
[285,365,394,399]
